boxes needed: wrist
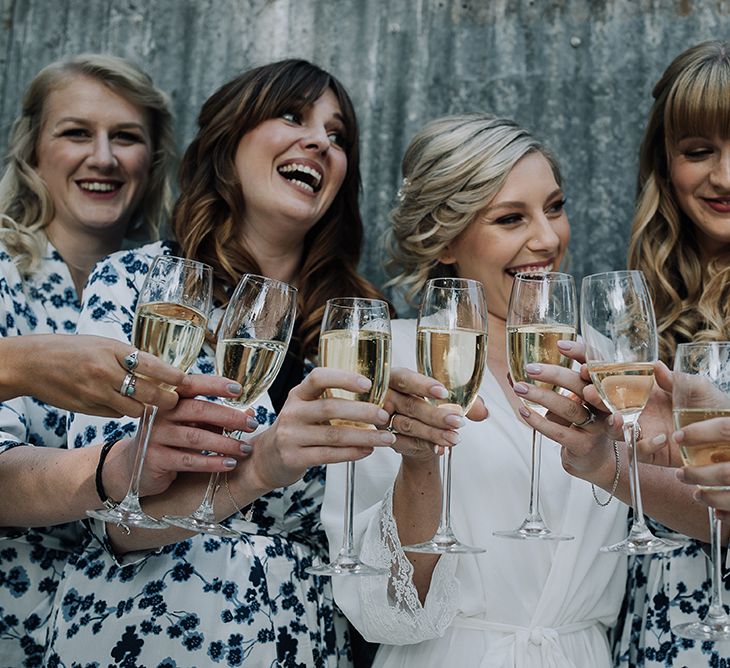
[0,336,32,400]
[102,439,133,503]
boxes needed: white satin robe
[322,318,629,668]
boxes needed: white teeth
[278,163,322,186]
[288,178,314,193]
[79,182,118,192]
[507,264,553,276]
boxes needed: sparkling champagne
[320,329,391,409]
[507,324,577,391]
[216,338,287,408]
[588,362,654,418]
[417,327,487,411]
[133,301,207,372]
[673,408,730,469]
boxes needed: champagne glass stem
[707,508,729,623]
[624,420,650,535]
[436,446,454,536]
[526,429,543,523]
[191,472,220,522]
[118,404,158,514]
[338,461,357,559]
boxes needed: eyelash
[492,199,566,225]
[59,128,143,144]
[281,111,347,148]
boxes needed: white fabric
[321,318,630,667]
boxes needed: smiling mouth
[506,262,554,277]
[277,163,323,193]
[77,180,122,193]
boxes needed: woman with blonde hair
[0,54,253,665]
[322,113,627,667]
[518,40,730,667]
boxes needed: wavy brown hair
[171,59,382,360]
[627,41,730,365]
[0,53,175,274]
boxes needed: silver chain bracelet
[591,440,620,507]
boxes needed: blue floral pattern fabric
[0,240,87,668]
[614,517,730,667]
[45,241,352,667]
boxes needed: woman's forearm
[0,445,101,526]
[586,444,724,543]
[106,462,270,554]
[392,457,442,603]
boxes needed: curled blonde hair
[388,114,562,304]
[627,41,730,365]
[0,53,175,274]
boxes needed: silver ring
[122,350,140,372]
[120,372,137,398]
[571,404,596,428]
[386,413,399,436]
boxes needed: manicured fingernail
[223,458,238,468]
[525,364,541,375]
[246,417,259,429]
[513,382,529,395]
[443,431,460,445]
[240,443,253,454]
[675,468,685,482]
[444,414,466,428]
[607,415,614,426]
[377,409,390,423]
[433,445,441,455]
[557,340,573,351]
[519,406,530,418]
[431,385,449,399]
[380,431,396,444]
[672,430,685,443]
[357,376,372,390]
[228,382,242,394]
[651,434,666,446]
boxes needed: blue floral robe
[0,240,86,668]
[45,241,352,668]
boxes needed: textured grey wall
[0,0,727,312]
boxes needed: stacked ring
[120,372,137,398]
[123,350,140,372]
[386,413,399,435]
[571,404,596,428]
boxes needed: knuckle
[180,453,195,469]
[402,395,419,416]
[323,426,342,445]
[185,428,202,447]
[398,415,416,435]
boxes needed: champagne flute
[581,270,678,554]
[164,274,297,536]
[87,255,212,529]
[403,278,488,554]
[307,298,392,576]
[494,271,576,541]
[672,341,730,640]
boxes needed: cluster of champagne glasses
[87,258,730,639]
[87,255,298,536]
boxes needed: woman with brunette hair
[46,59,458,666]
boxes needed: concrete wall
[0,0,727,312]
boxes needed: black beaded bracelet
[95,441,119,509]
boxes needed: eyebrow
[485,188,564,213]
[53,117,148,132]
